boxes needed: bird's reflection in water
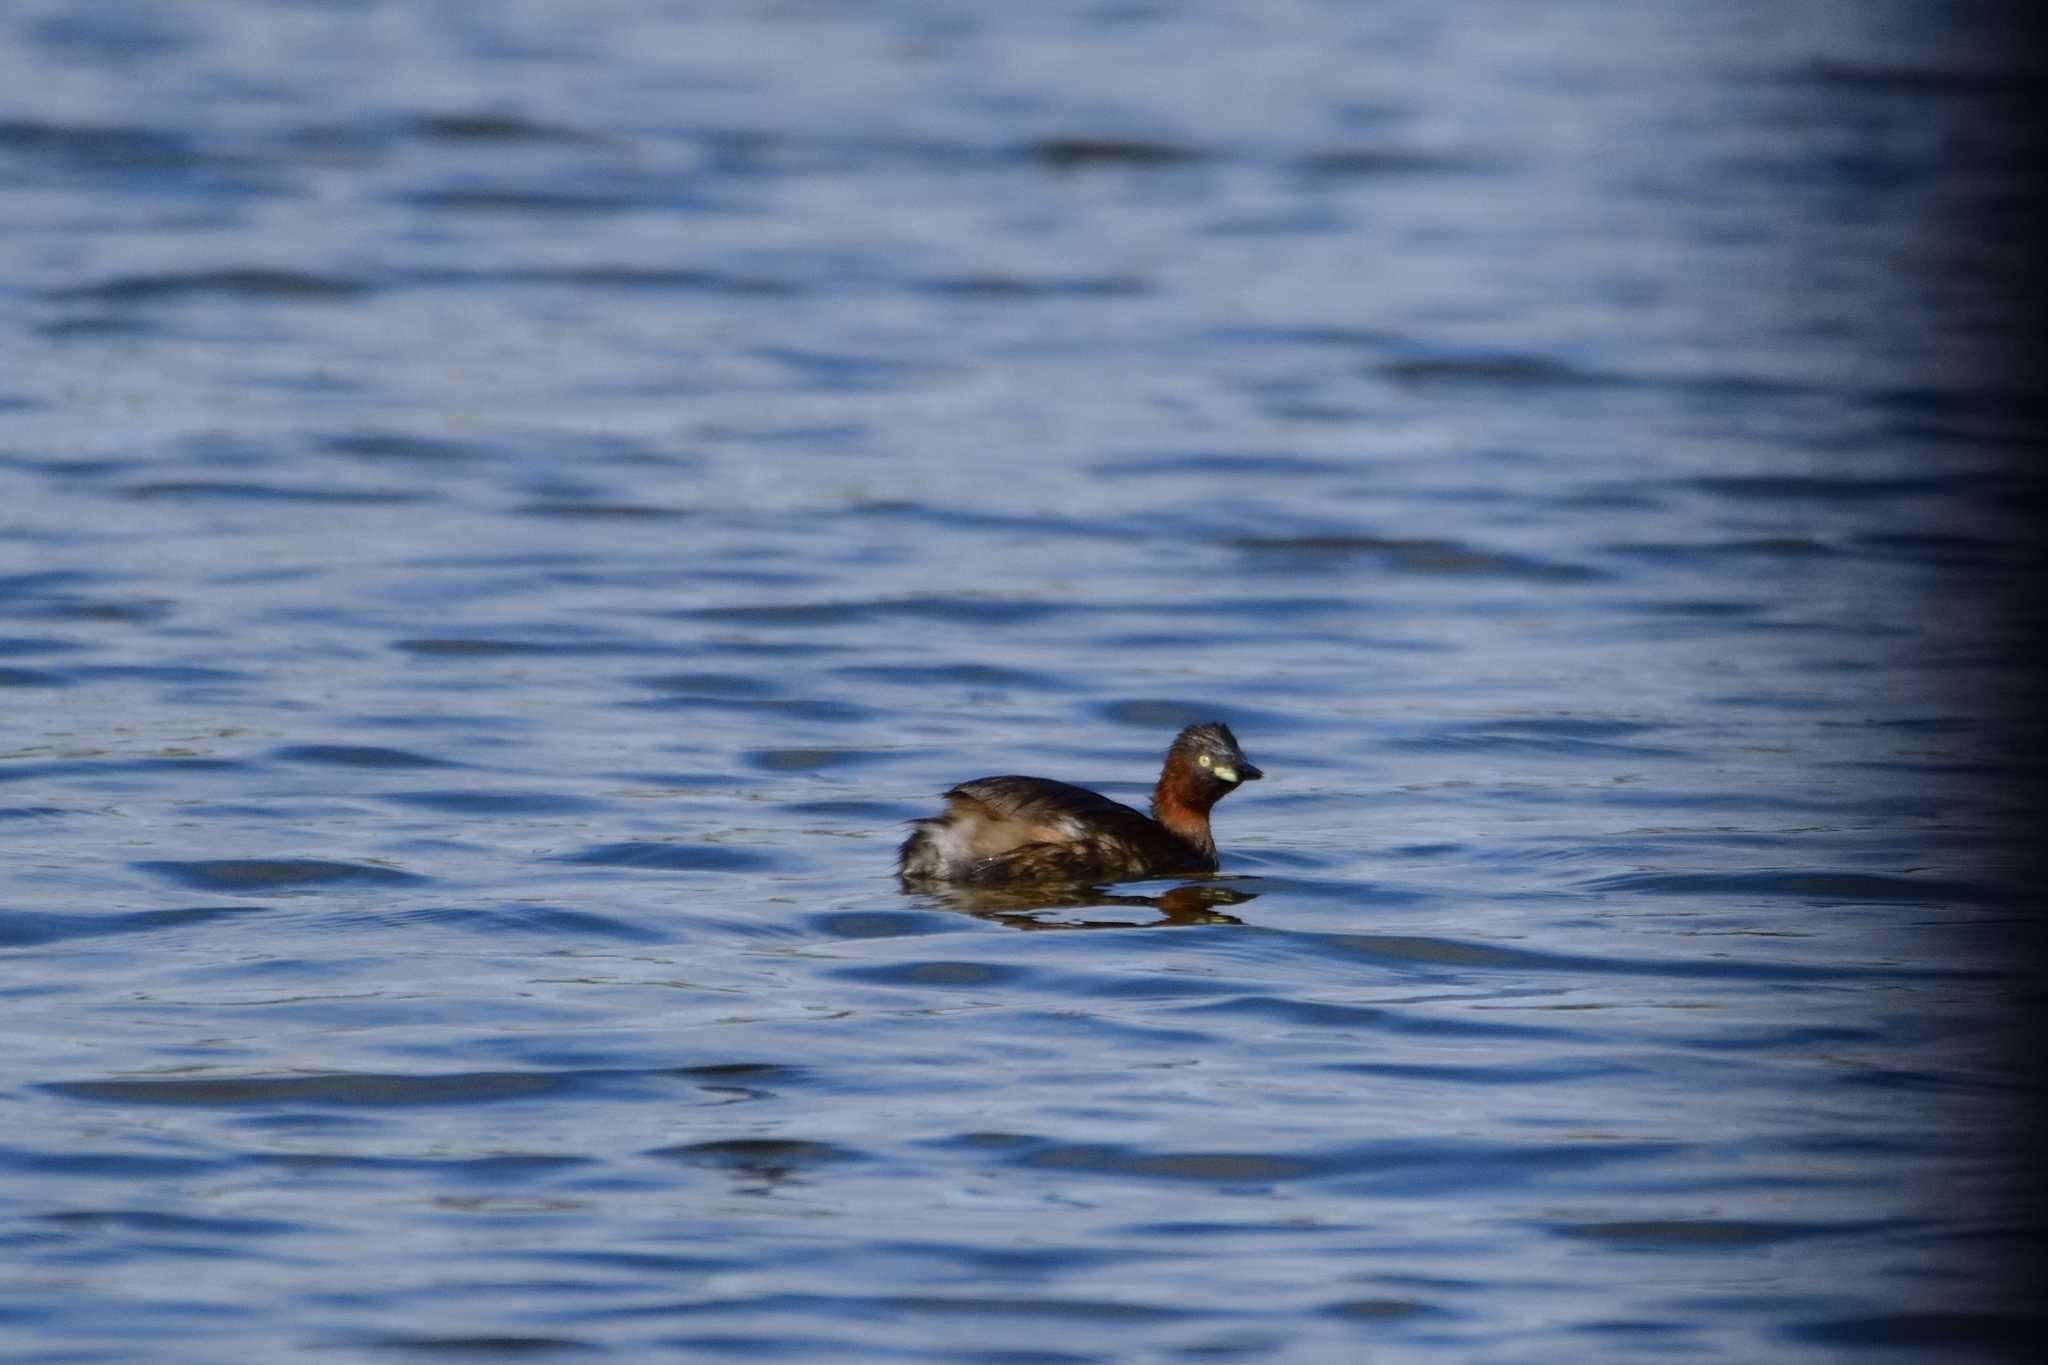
[905,878,1259,931]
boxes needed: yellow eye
[1197,754,1211,767]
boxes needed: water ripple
[121,480,418,504]
[1585,870,2005,905]
[647,1139,859,1169]
[136,859,424,892]
[1232,534,1604,581]
[48,269,372,302]
[47,1068,712,1108]
[559,842,776,872]
[1179,995,1577,1041]
[0,904,264,948]
[272,744,452,769]
[1007,1136,1678,1190]
[382,790,604,815]
[1553,1219,1871,1249]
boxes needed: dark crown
[1174,721,1240,755]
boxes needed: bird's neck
[1151,756,1218,855]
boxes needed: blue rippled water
[3,1,2043,1361]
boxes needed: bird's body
[897,723,1262,887]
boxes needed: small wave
[395,636,666,657]
[71,664,247,684]
[319,432,487,462]
[830,959,1037,988]
[808,910,973,940]
[13,595,171,624]
[346,1335,600,1355]
[1295,146,1482,176]
[1027,136,1209,169]
[400,188,643,215]
[744,747,893,773]
[136,859,424,892]
[273,745,451,769]
[1233,534,1604,582]
[1001,1134,1675,1191]
[0,635,85,657]
[833,662,1065,690]
[374,903,662,941]
[1095,451,1345,477]
[0,904,265,947]
[1383,718,1685,760]
[0,119,196,168]
[1377,352,1621,389]
[1604,538,1841,563]
[122,481,416,504]
[414,265,796,296]
[559,842,775,872]
[410,112,595,143]
[1297,930,1983,983]
[47,1071,585,1107]
[37,1209,299,1238]
[919,273,1147,298]
[49,269,371,302]
[382,790,605,815]
[627,693,874,722]
[647,1138,859,1169]
[1688,473,1986,502]
[515,500,689,520]
[1585,869,2004,905]
[1179,994,1576,1041]
[1555,1219,1865,1248]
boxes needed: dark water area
[4,2,2045,1361]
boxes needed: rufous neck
[1151,755,1219,852]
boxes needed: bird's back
[897,775,1207,885]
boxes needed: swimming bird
[898,722,1262,886]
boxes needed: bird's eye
[1197,753,1211,767]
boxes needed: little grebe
[898,722,1263,886]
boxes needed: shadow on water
[903,877,1259,930]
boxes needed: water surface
[3,2,2042,1361]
